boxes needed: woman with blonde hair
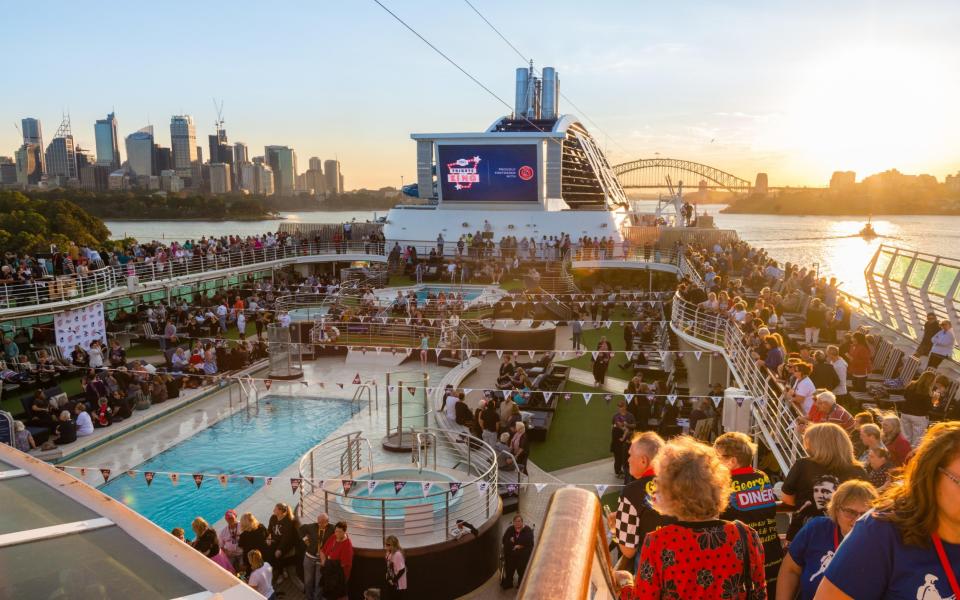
[815,422,960,599]
[247,549,275,599]
[781,423,867,541]
[881,413,912,467]
[384,535,407,598]
[630,436,767,598]
[778,480,878,600]
[190,517,235,574]
[238,512,269,576]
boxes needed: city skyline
[2,0,959,189]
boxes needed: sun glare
[760,43,959,181]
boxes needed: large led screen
[438,144,539,202]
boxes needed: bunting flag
[126,470,136,479]
[625,351,634,361]
[336,383,344,389]
[388,385,396,395]
[407,386,417,396]
[506,483,519,495]
[603,321,612,329]
[694,351,702,360]
[512,351,518,358]
[352,373,361,385]
[375,347,382,355]
[55,466,65,471]
[591,351,599,360]
[463,388,473,395]
[478,481,489,493]
[100,468,111,483]
[659,351,667,362]
[193,473,204,489]
[265,477,273,487]
[394,481,407,494]
[342,480,355,495]
[367,480,379,494]
[144,471,155,486]
[449,482,462,496]
[264,379,273,390]
[534,483,548,493]
[218,474,229,488]
[496,350,504,359]
[290,478,302,494]
[583,393,593,405]
[405,317,411,325]
[563,393,572,403]
[735,396,746,407]
[421,481,433,496]
[595,484,609,497]
[245,476,256,485]
[80,467,88,477]
[578,320,585,328]
[542,391,553,403]
[667,394,678,406]
[170,473,180,486]
[527,350,536,359]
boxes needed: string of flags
[56,464,627,498]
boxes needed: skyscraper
[45,116,78,185]
[15,144,43,185]
[233,142,249,165]
[21,118,45,173]
[94,112,121,170]
[265,145,297,196]
[241,160,273,195]
[324,159,341,195]
[208,131,231,165]
[305,157,325,196]
[125,126,155,177]
[170,115,197,178]
[209,163,232,194]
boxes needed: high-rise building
[209,163,232,194]
[160,169,184,193]
[339,172,344,194]
[80,165,110,191]
[241,161,274,195]
[308,157,322,172]
[45,116,79,185]
[323,159,341,195]
[0,157,16,185]
[75,146,94,172]
[94,112,121,170]
[208,131,232,165]
[154,146,173,173]
[21,118,45,174]
[265,145,297,196]
[125,126,155,177]
[233,142,249,165]
[170,115,197,178]
[15,144,43,185]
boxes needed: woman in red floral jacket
[626,436,767,599]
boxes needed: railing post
[381,498,387,540]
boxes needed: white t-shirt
[831,357,848,395]
[445,395,458,422]
[76,411,94,436]
[248,564,274,597]
[793,377,816,414]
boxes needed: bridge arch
[612,158,752,193]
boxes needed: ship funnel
[515,67,531,118]
[541,67,558,119]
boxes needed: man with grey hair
[300,512,336,600]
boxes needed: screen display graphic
[438,144,538,202]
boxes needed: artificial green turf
[556,307,638,382]
[528,381,620,472]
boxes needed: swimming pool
[377,284,504,307]
[346,467,462,519]
[99,396,352,533]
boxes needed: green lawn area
[529,381,621,472]
[557,308,637,382]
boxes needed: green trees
[0,191,110,254]
[11,189,270,220]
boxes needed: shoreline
[102,215,281,222]
[720,208,960,216]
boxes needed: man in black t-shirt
[715,432,785,599]
[608,431,674,571]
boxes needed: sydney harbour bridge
[612,158,769,194]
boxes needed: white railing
[0,266,118,309]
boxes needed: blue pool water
[347,468,462,518]
[414,286,483,303]
[99,396,352,533]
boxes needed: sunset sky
[3,0,959,189]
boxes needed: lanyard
[932,534,960,599]
[833,526,840,551]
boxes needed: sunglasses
[839,506,867,520]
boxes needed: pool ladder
[413,432,437,474]
[351,383,377,416]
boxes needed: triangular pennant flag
[583,393,592,405]
[595,484,609,497]
[380,316,388,324]
[563,393,572,403]
[625,351,635,361]
[407,386,417,396]
[170,473,180,486]
[466,349,473,358]
[578,320,585,328]
[478,481,489,493]
[368,480,379,494]
[342,480,356,494]
[604,394,613,405]
[463,388,473,395]
[735,396,745,407]
[512,351,519,358]
[506,483,519,495]
[496,350,503,359]
[405,317,411,325]
[290,478,302,494]
[624,393,635,403]
[422,481,433,496]
[667,394,678,406]
[388,385,397,395]
[695,351,702,360]
[264,379,273,390]
[245,475,256,485]
[428,318,436,326]
[711,396,723,408]
[265,477,273,487]
[352,373,361,385]
[193,473,204,489]
[481,350,488,357]
[55,466,65,471]
[449,482,462,496]
[394,481,407,494]
[144,471,155,486]
[659,351,666,361]
[80,467,88,477]
[99,468,112,483]
[359,315,366,322]
[375,347,382,355]
[542,391,553,403]
[218,474,229,487]
[511,301,517,309]
[534,483,548,493]
[126,470,136,479]
[626,301,634,308]
[337,383,344,389]
[578,302,586,308]
[527,350,536,360]
[591,351,599,360]
[604,321,612,329]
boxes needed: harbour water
[104,206,960,299]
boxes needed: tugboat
[859,217,877,239]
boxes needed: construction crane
[212,98,225,139]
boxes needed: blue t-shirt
[789,516,839,600]
[824,512,960,600]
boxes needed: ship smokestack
[541,67,558,119]
[515,67,530,118]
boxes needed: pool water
[347,468,463,518]
[414,286,483,303]
[99,396,352,533]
